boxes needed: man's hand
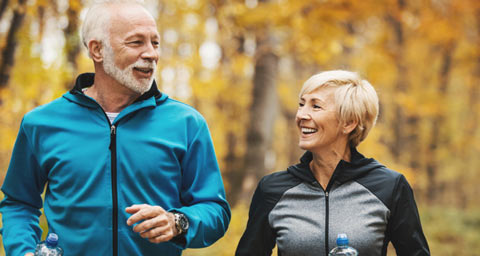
[126,204,178,244]
[25,253,34,256]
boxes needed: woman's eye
[299,102,305,107]
[313,105,321,109]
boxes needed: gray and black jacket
[236,148,430,256]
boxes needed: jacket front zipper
[325,191,330,256]
[314,181,331,256]
[82,92,120,256]
[109,124,118,256]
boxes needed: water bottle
[328,233,358,256]
[34,233,64,256]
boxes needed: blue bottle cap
[336,233,349,246]
[45,233,59,247]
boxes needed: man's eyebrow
[125,33,160,40]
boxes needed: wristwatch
[173,212,189,235]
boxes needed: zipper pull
[109,125,116,150]
[325,191,329,197]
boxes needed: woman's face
[296,86,344,152]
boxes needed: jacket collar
[69,73,161,99]
[63,73,168,124]
[64,73,166,108]
[288,147,383,188]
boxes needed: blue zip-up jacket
[0,73,231,256]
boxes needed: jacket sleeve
[0,119,47,255]
[169,119,231,249]
[389,175,430,256]
[236,177,276,256]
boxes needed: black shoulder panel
[354,166,403,211]
[259,170,304,209]
[236,170,303,256]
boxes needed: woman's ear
[342,120,358,134]
[88,40,103,62]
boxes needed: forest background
[0,0,479,255]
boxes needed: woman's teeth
[301,127,317,134]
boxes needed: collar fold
[288,148,383,188]
[64,73,165,109]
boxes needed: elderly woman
[236,70,430,256]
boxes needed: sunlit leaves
[1,1,480,255]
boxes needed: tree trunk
[215,9,247,206]
[425,43,454,204]
[223,131,244,206]
[384,0,423,172]
[63,0,82,89]
[0,0,9,21]
[457,11,480,208]
[385,0,408,161]
[0,0,27,88]
[338,20,355,69]
[238,32,278,203]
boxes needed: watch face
[179,214,189,230]
[175,213,189,234]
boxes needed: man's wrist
[173,212,189,236]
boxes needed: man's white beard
[102,43,156,94]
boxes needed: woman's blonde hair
[299,70,379,147]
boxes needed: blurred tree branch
[63,0,83,89]
[0,0,9,21]
[0,0,27,89]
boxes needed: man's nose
[141,42,159,62]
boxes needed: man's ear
[88,40,103,62]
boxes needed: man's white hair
[80,0,145,57]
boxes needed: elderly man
[0,1,230,255]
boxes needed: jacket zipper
[325,191,330,256]
[109,124,118,256]
[80,90,123,256]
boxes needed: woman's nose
[296,107,311,120]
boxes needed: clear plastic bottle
[34,233,64,256]
[328,233,358,256]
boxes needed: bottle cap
[45,233,59,247]
[336,233,349,246]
